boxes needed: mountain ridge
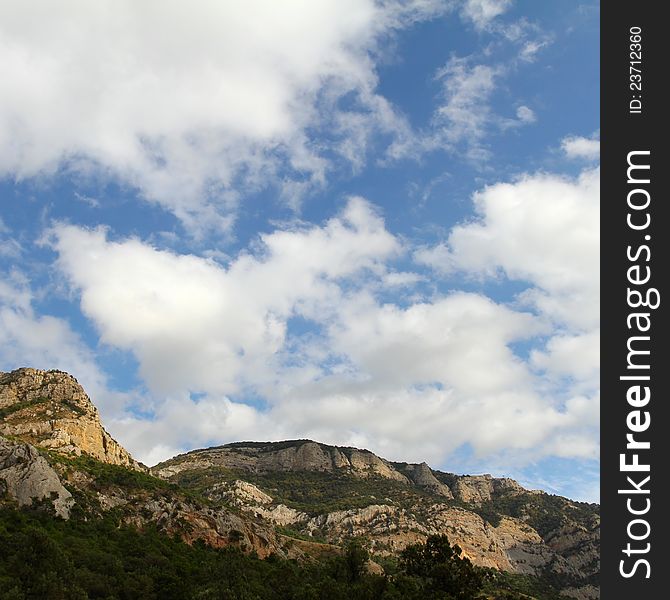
[0,367,599,600]
[154,438,540,505]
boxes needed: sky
[0,0,600,502]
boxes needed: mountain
[0,368,142,470]
[156,441,599,599]
[0,368,599,599]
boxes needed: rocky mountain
[156,441,599,600]
[0,368,599,600]
[0,368,143,470]
[0,436,74,519]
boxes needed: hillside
[0,368,143,470]
[0,368,599,599]
[156,441,599,599]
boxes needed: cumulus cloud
[0,268,127,415]
[531,329,600,389]
[0,0,443,231]
[415,167,599,330]
[51,197,400,397]
[562,134,600,160]
[50,190,598,469]
[414,166,599,465]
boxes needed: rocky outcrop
[452,474,526,504]
[0,435,73,518]
[0,368,143,471]
[402,462,453,499]
[156,441,409,482]
[121,496,282,558]
[157,439,598,599]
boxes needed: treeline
[0,508,566,599]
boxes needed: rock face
[452,474,526,504]
[0,368,143,471]
[156,440,410,483]
[0,435,74,518]
[401,462,454,499]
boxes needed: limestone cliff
[0,368,143,471]
[399,462,454,499]
[452,474,528,504]
[0,435,74,518]
[156,440,409,483]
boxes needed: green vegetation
[0,508,566,600]
[0,397,50,421]
[61,399,87,416]
[467,493,598,537]
[398,535,485,599]
[481,570,571,600]
[432,470,460,490]
[226,470,436,515]
[276,526,329,545]
[44,453,211,516]
[49,453,171,493]
[171,467,440,516]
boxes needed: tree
[398,535,485,600]
[344,539,370,582]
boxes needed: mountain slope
[156,440,599,600]
[0,367,599,599]
[0,368,142,470]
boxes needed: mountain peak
[0,367,143,471]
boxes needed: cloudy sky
[0,1,599,501]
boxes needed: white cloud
[50,188,598,469]
[429,55,539,162]
[0,268,128,416]
[416,167,599,330]
[562,134,600,161]
[0,218,22,258]
[326,292,542,393]
[0,0,443,231]
[413,165,599,466]
[460,0,513,30]
[531,329,600,389]
[518,38,550,62]
[51,197,400,397]
[431,57,501,160]
[516,105,536,123]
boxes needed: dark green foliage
[481,569,571,600]
[343,539,370,582]
[0,397,50,421]
[469,493,598,538]
[238,471,418,514]
[0,508,386,600]
[176,468,438,516]
[275,526,329,544]
[431,470,460,490]
[0,508,568,600]
[48,453,171,494]
[398,535,484,599]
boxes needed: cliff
[0,368,143,470]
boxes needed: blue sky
[0,0,599,501]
